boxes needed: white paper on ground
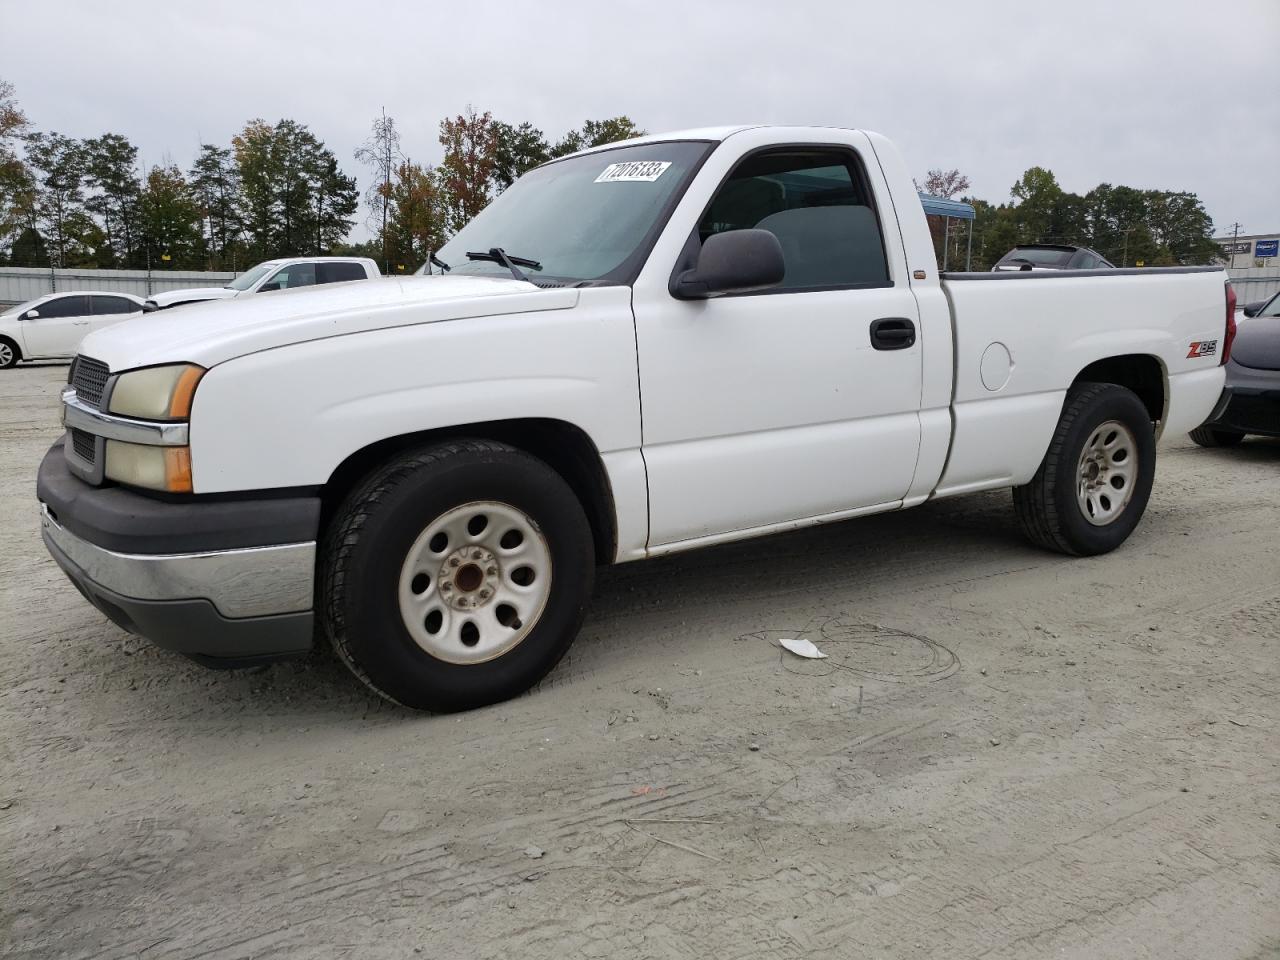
[779,637,827,660]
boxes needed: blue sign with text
[1256,239,1279,258]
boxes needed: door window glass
[90,296,137,315]
[317,262,367,283]
[264,263,317,290]
[699,151,889,290]
[33,295,89,318]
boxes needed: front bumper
[38,442,319,666]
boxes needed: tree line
[918,167,1220,270]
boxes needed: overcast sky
[4,0,1278,239]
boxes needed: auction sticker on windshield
[595,161,672,183]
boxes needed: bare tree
[354,109,402,273]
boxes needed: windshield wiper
[429,253,450,273]
[466,247,541,283]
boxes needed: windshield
[226,262,276,291]
[1001,247,1073,267]
[432,141,711,284]
[1258,292,1280,318]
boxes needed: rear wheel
[321,439,595,711]
[1189,425,1244,447]
[0,338,19,368]
[1014,382,1156,556]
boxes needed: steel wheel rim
[0,343,12,365]
[1076,419,1138,526]
[397,500,552,664]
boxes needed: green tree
[9,224,47,267]
[308,148,358,255]
[0,78,33,254]
[381,159,448,271]
[491,120,550,191]
[550,116,646,158]
[83,133,141,267]
[233,118,357,258]
[190,144,243,269]
[231,119,278,259]
[139,164,204,269]
[25,132,88,267]
[1008,166,1062,244]
[1145,191,1216,265]
[439,107,497,233]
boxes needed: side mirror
[1241,300,1262,318]
[24,309,38,319]
[671,229,785,300]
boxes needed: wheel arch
[1071,353,1166,427]
[320,417,618,565]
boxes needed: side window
[264,263,317,290]
[699,150,889,290]
[91,296,137,315]
[34,295,89,318]
[316,262,367,284]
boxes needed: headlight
[104,441,193,493]
[107,364,204,420]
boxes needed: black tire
[0,337,19,368]
[1188,425,1245,447]
[321,439,595,712]
[1013,382,1156,556]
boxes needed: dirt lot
[2,363,1278,960]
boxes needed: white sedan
[0,291,145,367]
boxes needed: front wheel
[0,338,19,368]
[1014,382,1156,556]
[321,439,595,711]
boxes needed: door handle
[870,317,916,350]
[73,320,90,326]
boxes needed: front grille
[70,356,110,407]
[70,428,96,464]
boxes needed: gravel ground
[2,362,1278,959]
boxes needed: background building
[1217,231,1280,304]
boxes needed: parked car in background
[992,244,1115,272]
[0,292,144,368]
[142,257,381,312]
[39,125,1232,712]
[1191,290,1280,446]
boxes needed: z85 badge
[1187,339,1218,359]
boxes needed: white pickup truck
[141,256,380,311]
[38,125,1234,711]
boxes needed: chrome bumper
[40,503,314,619]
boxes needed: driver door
[633,139,924,548]
[23,295,90,358]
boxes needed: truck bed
[933,266,1229,498]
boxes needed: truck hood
[79,275,578,371]
[147,286,237,307]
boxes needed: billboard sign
[1255,239,1279,258]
